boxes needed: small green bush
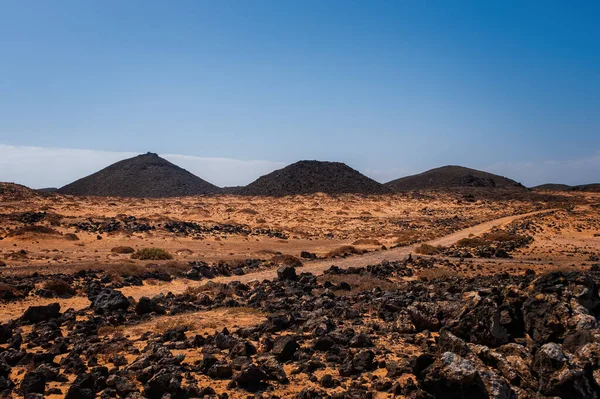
[131,248,173,260]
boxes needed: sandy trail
[0,209,554,322]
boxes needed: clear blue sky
[1,1,599,186]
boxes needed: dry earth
[1,189,600,398]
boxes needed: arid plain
[1,182,600,398]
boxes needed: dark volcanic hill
[385,165,525,192]
[58,153,219,198]
[237,160,391,196]
[572,183,600,192]
[532,183,573,191]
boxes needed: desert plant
[238,208,258,215]
[319,274,395,293]
[326,245,363,258]
[414,244,444,255]
[10,225,58,236]
[271,254,303,267]
[111,246,135,254]
[150,261,189,275]
[0,283,23,300]
[43,279,76,296]
[131,248,173,260]
[352,238,382,246]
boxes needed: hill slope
[0,183,41,201]
[532,183,600,192]
[58,153,219,198]
[572,183,600,192]
[531,184,573,191]
[385,165,525,192]
[237,160,390,196]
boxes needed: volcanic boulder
[91,289,130,314]
[20,303,61,324]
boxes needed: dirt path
[0,209,555,322]
[117,209,557,294]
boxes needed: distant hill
[58,153,219,198]
[38,187,58,193]
[237,160,391,196]
[385,165,525,192]
[531,184,573,191]
[572,183,600,192]
[219,186,244,195]
[0,182,41,201]
[532,183,600,192]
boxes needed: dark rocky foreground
[1,261,600,398]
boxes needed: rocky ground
[1,189,600,398]
[0,189,549,274]
[1,260,600,398]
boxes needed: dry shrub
[418,268,455,280]
[97,325,124,336]
[43,279,76,296]
[238,208,259,215]
[10,225,59,236]
[352,238,382,246]
[456,237,486,248]
[415,244,444,255]
[256,249,278,256]
[186,282,235,297]
[150,261,189,275]
[326,245,363,258]
[319,274,395,293]
[394,231,423,245]
[155,318,197,333]
[131,248,173,260]
[98,340,128,358]
[64,233,79,241]
[224,307,263,316]
[111,246,135,254]
[271,254,303,267]
[78,262,146,277]
[0,283,23,300]
[457,230,532,248]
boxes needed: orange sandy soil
[2,191,598,318]
[0,192,545,275]
[2,189,600,398]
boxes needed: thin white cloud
[0,144,285,189]
[0,144,598,190]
